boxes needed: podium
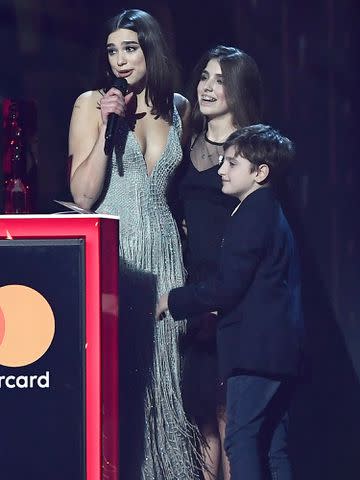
[0,214,119,480]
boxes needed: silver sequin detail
[96,105,201,479]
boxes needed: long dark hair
[99,9,175,120]
[189,45,263,134]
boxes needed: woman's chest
[132,115,174,175]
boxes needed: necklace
[202,132,225,166]
[190,131,229,170]
[204,132,225,146]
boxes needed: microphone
[104,77,128,157]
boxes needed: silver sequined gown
[96,105,200,479]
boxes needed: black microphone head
[112,77,128,95]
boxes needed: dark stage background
[1,0,359,478]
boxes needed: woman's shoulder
[73,89,103,109]
[174,93,190,118]
[173,93,191,143]
[71,90,103,128]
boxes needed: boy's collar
[231,185,273,215]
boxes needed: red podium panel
[0,214,119,480]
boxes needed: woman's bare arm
[69,88,132,209]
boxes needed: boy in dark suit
[156,124,303,480]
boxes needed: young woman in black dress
[179,45,263,479]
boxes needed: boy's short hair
[223,124,295,183]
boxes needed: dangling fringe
[119,217,204,479]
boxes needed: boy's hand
[156,293,169,320]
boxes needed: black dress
[179,133,238,428]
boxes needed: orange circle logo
[0,285,55,367]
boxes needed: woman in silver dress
[68,9,199,480]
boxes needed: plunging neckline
[130,125,173,178]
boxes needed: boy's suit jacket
[169,187,303,379]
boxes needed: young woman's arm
[69,88,131,209]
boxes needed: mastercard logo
[0,285,55,367]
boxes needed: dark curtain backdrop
[1,1,359,478]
